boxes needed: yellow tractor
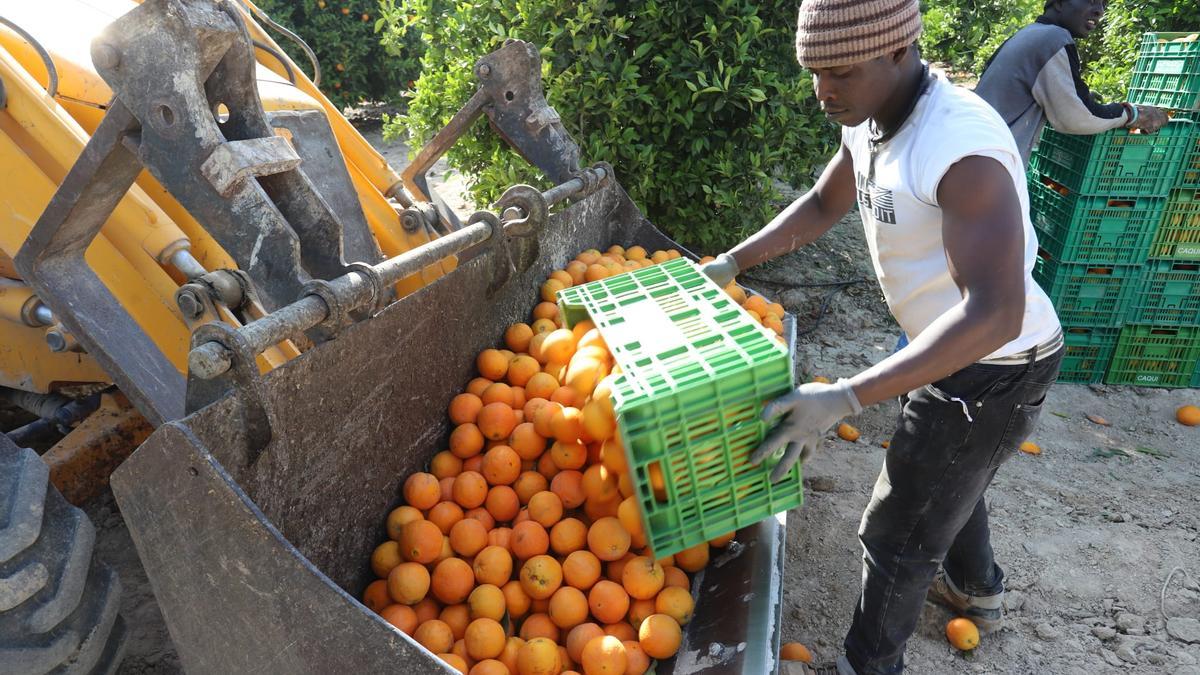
[0,1,792,672]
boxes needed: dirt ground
[86,122,1200,674]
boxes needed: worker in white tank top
[701,1,1064,673]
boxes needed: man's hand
[1129,105,1169,133]
[700,253,739,289]
[751,379,862,481]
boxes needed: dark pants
[842,350,1062,674]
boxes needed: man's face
[810,55,902,128]
[1052,0,1107,38]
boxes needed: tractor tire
[0,440,126,675]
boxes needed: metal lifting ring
[495,184,547,238]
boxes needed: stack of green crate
[1029,31,1200,387]
[1109,32,1200,388]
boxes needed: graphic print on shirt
[855,171,897,225]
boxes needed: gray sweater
[975,19,1131,167]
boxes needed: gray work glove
[1130,105,1169,134]
[751,379,863,481]
[700,252,739,288]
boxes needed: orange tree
[381,0,836,252]
[251,0,422,109]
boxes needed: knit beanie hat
[795,0,923,69]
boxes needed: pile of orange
[362,245,743,675]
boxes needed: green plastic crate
[1128,259,1200,326]
[1192,362,1200,388]
[1058,327,1121,384]
[1030,121,1193,197]
[557,258,796,557]
[1152,189,1200,260]
[1177,127,1200,190]
[1028,180,1163,265]
[1127,32,1200,111]
[1106,325,1200,388]
[1033,253,1142,328]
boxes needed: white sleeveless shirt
[842,75,1061,360]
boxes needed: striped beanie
[795,0,923,69]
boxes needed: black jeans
[842,350,1062,675]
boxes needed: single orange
[449,518,489,557]
[1177,405,1200,426]
[627,598,655,630]
[429,501,466,535]
[621,557,665,600]
[588,517,632,562]
[431,451,465,481]
[450,423,486,459]
[637,613,682,659]
[673,543,709,572]
[502,579,532,620]
[472,546,513,587]
[603,622,637,642]
[432,557,476,605]
[468,658,507,675]
[401,519,444,564]
[622,640,650,675]
[439,653,469,674]
[413,597,441,624]
[480,382,514,408]
[414,619,454,654]
[780,642,813,663]
[477,349,510,381]
[467,377,493,397]
[550,518,588,556]
[552,407,586,444]
[548,586,590,630]
[563,550,603,591]
[380,604,419,634]
[508,355,542,388]
[514,471,550,504]
[519,614,561,643]
[551,440,588,471]
[519,555,564,600]
[362,579,392,613]
[506,323,535,352]
[587,580,630,624]
[837,422,860,442]
[662,566,690,590]
[654,586,694,625]
[945,617,980,651]
[404,472,441,510]
[528,491,565,528]
[441,603,471,641]
[465,617,507,661]
[485,485,521,523]
[582,465,620,504]
[478,403,518,442]
[517,635,562,674]
[532,301,559,321]
[452,471,490,509]
[512,520,551,560]
[481,445,522,486]
[581,635,627,675]
[450,393,485,426]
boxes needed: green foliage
[921,0,1200,101]
[380,0,836,252]
[251,0,422,109]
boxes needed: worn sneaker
[926,568,1004,634]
